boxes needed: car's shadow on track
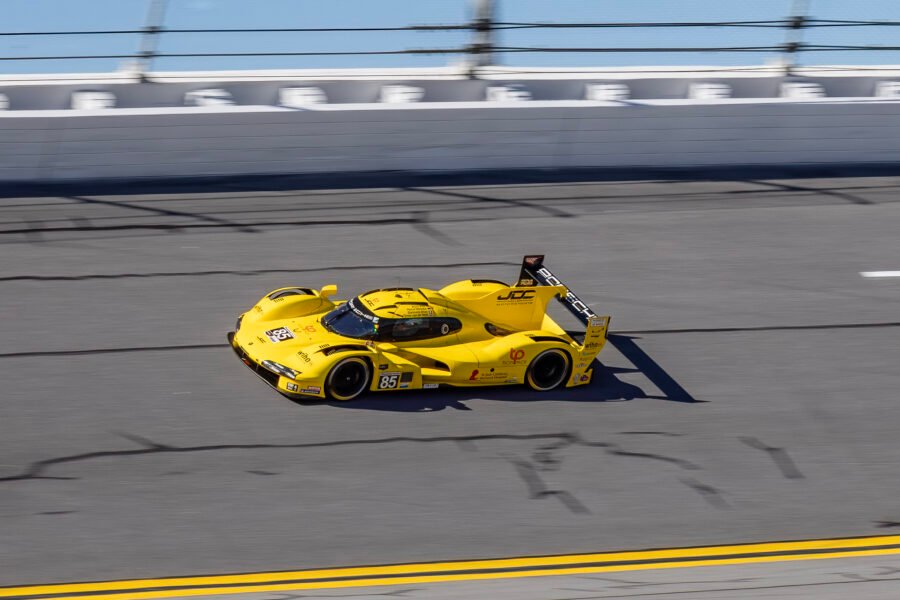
[297,335,701,412]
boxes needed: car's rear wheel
[525,349,571,391]
[326,357,371,401]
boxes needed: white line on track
[860,271,900,278]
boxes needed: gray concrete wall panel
[3,100,900,181]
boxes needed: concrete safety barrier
[2,98,900,182]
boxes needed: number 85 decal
[377,373,400,390]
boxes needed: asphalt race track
[2,172,899,591]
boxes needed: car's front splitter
[227,331,325,399]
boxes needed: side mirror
[319,284,338,300]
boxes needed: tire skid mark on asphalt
[0,431,701,489]
[739,436,805,479]
[0,432,583,485]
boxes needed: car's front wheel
[525,349,571,391]
[325,357,371,401]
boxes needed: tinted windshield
[322,301,378,340]
[323,299,462,342]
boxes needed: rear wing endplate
[516,254,601,327]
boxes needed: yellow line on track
[3,535,900,600]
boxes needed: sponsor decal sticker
[496,289,535,302]
[297,351,312,363]
[505,378,518,383]
[423,383,439,389]
[300,386,321,394]
[265,327,294,343]
[470,368,509,382]
[286,382,299,392]
[349,298,379,323]
[536,267,597,320]
[401,305,434,318]
[508,348,525,364]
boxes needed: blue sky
[1,0,899,73]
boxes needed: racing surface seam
[0,261,518,282]
[0,216,418,235]
[64,195,258,233]
[0,343,227,358]
[613,321,900,335]
[3,320,898,360]
[552,577,900,600]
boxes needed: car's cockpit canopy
[322,295,462,342]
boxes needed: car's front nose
[227,331,325,398]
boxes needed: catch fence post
[782,0,810,76]
[467,0,496,77]
[135,0,170,81]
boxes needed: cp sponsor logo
[469,369,479,380]
[496,289,535,301]
[508,348,525,364]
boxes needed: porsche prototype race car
[228,255,609,401]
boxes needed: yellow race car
[228,255,609,401]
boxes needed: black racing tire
[525,349,571,391]
[325,357,371,401]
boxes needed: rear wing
[515,255,601,327]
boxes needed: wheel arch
[324,354,374,401]
[524,346,574,391]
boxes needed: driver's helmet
[392,319,424,337]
